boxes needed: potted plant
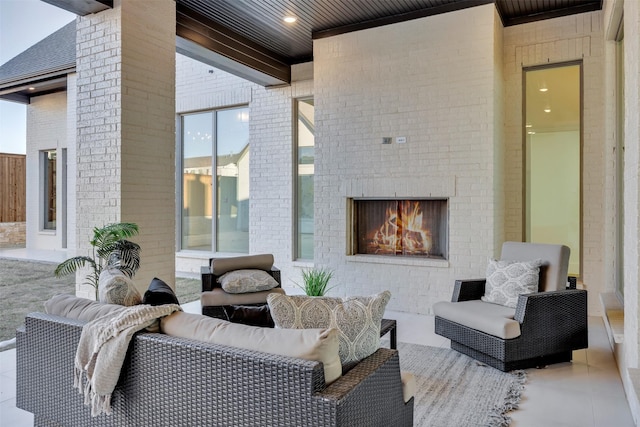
[295,267,335,296]
[54,222,141,299]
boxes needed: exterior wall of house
[25,91,67,251]
[313,4,502,313]
[74,0,176,297]
[503,11,609,316]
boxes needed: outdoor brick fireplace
[348,198,448,260]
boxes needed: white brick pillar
[75,0,176,297]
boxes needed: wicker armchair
[201,253,285,319]
[434,242,588,371]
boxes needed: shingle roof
[0,20,76,86]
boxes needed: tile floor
[0,306,634,426]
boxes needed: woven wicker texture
[17,313,412,426]
[436,279,588,371]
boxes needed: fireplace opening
[349,198,448,259]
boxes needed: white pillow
[481,259,542,308]
[267,291,391,365]
[98,268,141,306]
[218,269,279,294]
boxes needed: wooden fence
[0,153,26,222]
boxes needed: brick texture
[75,0,175,297]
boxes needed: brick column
[75,0,176,297]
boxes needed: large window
[524,63,581,277]
[41,150,56,230]
[295,98,314,260]
[181,106,249,253]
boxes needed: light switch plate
[396,136,407,144]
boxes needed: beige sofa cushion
[45,294,125,321]
[160,311,341,384]
[201,287,285,306]
[433,300,520,339]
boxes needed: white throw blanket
[73,304,182,416]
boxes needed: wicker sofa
[16,311,413,427]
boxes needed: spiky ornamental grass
[295,267,335,296]
[54,223,141,299]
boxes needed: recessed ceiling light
[543,108,551,113]
[28,87,35,91]
[539,87,548,92]
[283,16,297,23]
[528,131,536,135]
[525,123,532,128]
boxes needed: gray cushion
[211,254,274,276]
[433,300,520,339]
[500,242,570,291]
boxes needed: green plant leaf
[54,256,96,277]
[295,267,335,296]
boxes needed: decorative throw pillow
[481,259,543,308]
[98,268,141,306]
[218,269,279,294]
[267,290,391,365]
[143,277,180,306]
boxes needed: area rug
[398,342,526,427]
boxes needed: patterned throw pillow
[267,291,391,365]
[98,268,142,306]
[481,259,543,308]
[218,269,279,294]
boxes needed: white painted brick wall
[75,0,175,296]
[313,4,501,314]
[503,11,609,315]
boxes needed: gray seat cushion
[433,300,520,339]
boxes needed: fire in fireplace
[349,199,448,259]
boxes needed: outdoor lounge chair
[200,253,285,319]
[433,241,588,371]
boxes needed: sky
[0,0,76,154]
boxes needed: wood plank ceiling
[176,0,603,64]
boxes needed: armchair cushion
[211,253,274,276]
[201,287,285,306]
[481,259,542,308]
[433,300,520,339]
[218,269,279,294]
[268,291,391,365]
